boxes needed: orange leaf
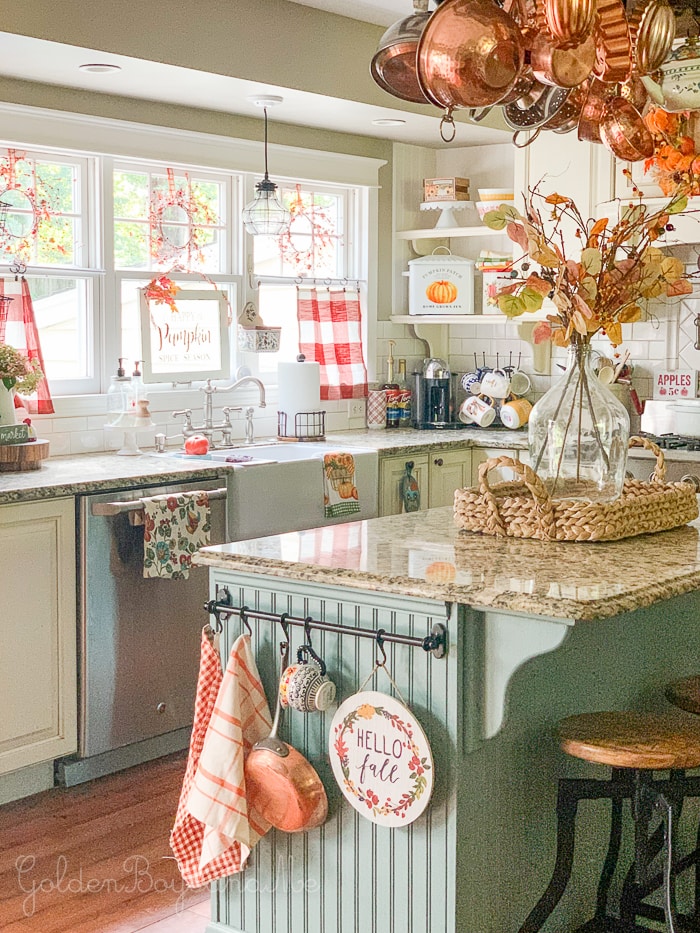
[525,273,551,295]
[532,321,553,344]
[506,221,529,251]
[544,193,570,205]
[606,322,623,346]
[666,279,693,297]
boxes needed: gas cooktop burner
[640,432,700,451]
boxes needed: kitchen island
[194,507,700,933]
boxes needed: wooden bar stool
[518,711,700,933]
[666,677,700,718]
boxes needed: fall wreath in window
[278,184,338,273]
[643,107,700,196]
[148,168,219,269]
[0,149,58,259]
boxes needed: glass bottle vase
[528,341,630,502]
[0,382,16,427]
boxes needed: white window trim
[0,102,385,415]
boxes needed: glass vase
[528,340,630,502]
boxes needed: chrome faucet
[172,377,266,447]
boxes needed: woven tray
[454,436,699,543]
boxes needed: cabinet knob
[156,703,167,714]
[434,457,444,467]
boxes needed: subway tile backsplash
[22,294,699,456]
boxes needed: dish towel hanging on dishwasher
[142,491,211,580]
[323,452,361,519]
[186,631,272,878]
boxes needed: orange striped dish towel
[186,631,272,872]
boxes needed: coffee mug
[499,396,533,429]
[480,369,511,399]
[461,371,481,395]
[279,645,336,712]
[508,370,532,396]
[460,394,496,427]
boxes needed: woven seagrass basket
[453,436,699,543]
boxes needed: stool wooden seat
[559,711,700,771]
[666,676,700,717]
[519,710,700,933]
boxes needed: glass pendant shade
[242,177,291,235]
[241,101,291,236]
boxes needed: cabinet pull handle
[434,458,443,467]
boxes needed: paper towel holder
[277,410,326,441]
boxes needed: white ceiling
[288,0,413,26]
[0,27,508,149]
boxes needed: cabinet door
[378,454,429,516]
[0,498,77,774]
[470,447,525,487]
[428,447,471,508]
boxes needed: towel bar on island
[204,593,448,658]
[91,487,227,524]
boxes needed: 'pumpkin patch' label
[408,258,475,315]
[329,690,434,827]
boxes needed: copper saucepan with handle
[244,636,328,833]
[417,0,525,110]
[599,96,654,161]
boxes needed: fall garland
[643,107,700,196]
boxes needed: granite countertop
[194,506,700,623]
[0,428,526,504]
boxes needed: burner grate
[640,432,700,451]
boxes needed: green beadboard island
[193,506,700,933]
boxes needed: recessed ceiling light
[372,118,406,126]
[79,63,122,74]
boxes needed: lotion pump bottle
[106,359,133,422]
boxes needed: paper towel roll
[277,358,322,433]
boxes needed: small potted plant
[0,343,43,426]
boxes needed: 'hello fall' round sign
[329,690,434,827]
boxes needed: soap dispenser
[106,359,134,423]
[130,360,148,411]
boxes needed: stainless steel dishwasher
[57,477,227,786]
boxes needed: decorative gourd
[426,280,458,304]
[338,481,355,499]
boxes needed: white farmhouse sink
[225,443,378,541]
[156,441,379,541]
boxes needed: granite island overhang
[193,506,700,933]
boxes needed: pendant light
[241,95,291,236]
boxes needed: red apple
[184,434,210,455]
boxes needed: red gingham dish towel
[186,630,272,875]
[170,628,271,887]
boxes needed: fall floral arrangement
[482,186,693,348]
[643,107,700,196]
[143,274,181,313]
[0,343,43,393]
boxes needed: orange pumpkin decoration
[426,280,458,304]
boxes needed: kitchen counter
[195,505,700,623]
[0,427,525,504]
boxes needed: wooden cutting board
[0,439,50,471]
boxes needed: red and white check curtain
[297,286,368,400]
[0,277,54,414]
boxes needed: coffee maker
[412,358,463,429]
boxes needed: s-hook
[278,611,291,650]
[375,628,387,667]
[239,605,252,637]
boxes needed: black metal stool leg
[518,779,579,933]
[656,787,680,933]
[595,768,628,921]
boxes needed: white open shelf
[396,226,507,240]
[390,312,548,325]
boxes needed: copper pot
[530,33,596,87]
[244,642,328,833]
[370,0,432,104]
[577,77,614,143]
[417,0,525,109]
[599,97,654,161]
[541,0,596,50]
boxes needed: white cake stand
[420,200,471,230]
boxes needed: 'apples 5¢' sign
[653,369,698,399]
[329,690,433,827]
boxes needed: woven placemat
[454,436,699,542]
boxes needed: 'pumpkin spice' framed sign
[329,690,434,827]
[139,288,232,383]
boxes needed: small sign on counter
[653,369,698,399]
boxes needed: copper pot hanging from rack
[370,0,434,103]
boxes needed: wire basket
[277,410,326,441]
[454,437,699,543]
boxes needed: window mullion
[101,155,118,393]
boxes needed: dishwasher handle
[91,487,227,517]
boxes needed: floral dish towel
[142,491,211,580]
[323,452,361,519]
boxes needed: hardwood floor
[0,752,210,933]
